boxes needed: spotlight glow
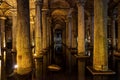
[14,64,18,69]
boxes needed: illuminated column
[42,9,48,50]
[16,0,33,77]
[0,17,6,48]
[118,3,120,50]
[111,15,116,51]
[12,11,17,51]
[0,17,6,80]
[30,16,35,54]
[42,1,48,80]
[77,2,85,56]
[72,12,77,49]
[93,0,108,71]
[35,0,43,57]
[77,1,85,80]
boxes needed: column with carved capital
[16,0,33,79]
[93,0,108,71]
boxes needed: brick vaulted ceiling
[0,0,119,26]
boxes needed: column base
[16,71,32,80]
[114,52,120,60]
[87,66,115,75]
[74,54,89,60]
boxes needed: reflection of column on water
[34,55,43,80]
[1,50,6,80]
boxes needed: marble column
[0,21,1,80]
[67,13,73,76]
[30,16,35,54]
[16,0,33,79]
[35,0,43,57]
[42,9,48,50]
[72,12,77,49]
[11,10,17,74]
[12,11,17,51]
[42,1,48,79]
[93,0,108,71]
[0,17,6,80]
[77,1,85,80]
[111,15,116,51]
[65,19,69,69]
[0,17,6,48]
[34,1,43,80]
[115,3,120,80]
[118,3,120,50]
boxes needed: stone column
[0,17,6,48]
[16,0,33,79]
[65,19,69,69]
[118,3,120,50]
[42,9,48,50]
[35,0,43,57]
[11,10,17,74]
[42,1,48,80]
[0,20,1,80]
[77,1,85,80]
[77,2,85,56]
[72,12,77,49]
[0,17,6,80]
[115,3,120,80]
[30,16,35,54]
[93,0,108,71]
[111,15,116,51]
[12,11,17,51]
[34,1,43,80]
[67,13,73,76]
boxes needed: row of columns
[1,0,120,80]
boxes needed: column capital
[77,0,87,7]
[35,0,43,5]
[11,9,17,16]
[0,16,6,20]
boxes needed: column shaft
[94,0,108,71]
[35,1,43,56]
[0,17,6,48]
[42,10,47,49]
[0,17,6,80]
[77,2,85,80]
[72,13,77,48]
[118,3,120,50]
[12,13,17,51]
[16,0,33,75]
[77,4,85,55]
